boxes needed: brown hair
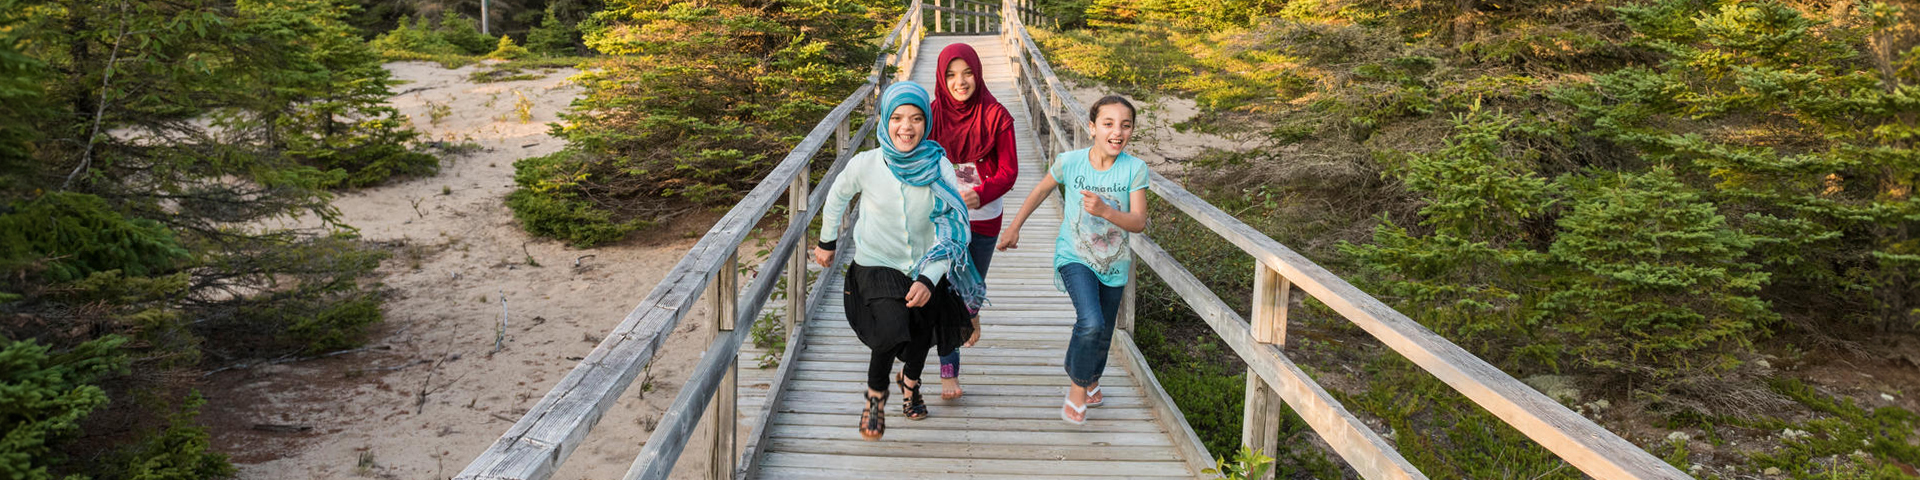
[1087,95,1135,123]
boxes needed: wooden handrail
[622,100,874,480]
[456,5,921,479]
[997,9,1690,480]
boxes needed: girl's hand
[996,231,1020,251]
[812,246,834,267]
[1081,191,1110,218]
[905,282,932,307]
[961,188,982,209]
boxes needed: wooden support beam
[1130,236,1425,480]
[1243,374,1284,480]
[1252,264,1289,345]
[1118,260,1136,333]
[707,254,738,480]
[1140,171,1692,479]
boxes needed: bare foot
[941,377,963,399]
[964,315,981,347]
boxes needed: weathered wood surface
[458,8,913,480]
[624,96,880,480]
[454,81,876,480]
[1000,7,1686,478]
[1129,236,1425,480]
[1139,172,1690,479]
[745,35,1204,480]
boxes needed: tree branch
[64,1,132,191]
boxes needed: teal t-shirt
[1050,148,1149,288]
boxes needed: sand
[1067,83,1262,169]
[203,61,724,480]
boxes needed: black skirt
[843,262,974,355]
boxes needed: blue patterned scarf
[877,82,987,310]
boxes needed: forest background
[2,0,1916,478]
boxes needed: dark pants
[939,233,996,378]
[866,294,935,392]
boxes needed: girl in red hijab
[929,42,1019,400]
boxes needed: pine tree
[1567,0,1920,331]
[510,0,895,245]
[1541,168,1775,377]
[526,6,578,56]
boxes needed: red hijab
[930,43,1013,165]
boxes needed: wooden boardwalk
[737,35,1206,479]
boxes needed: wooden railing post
[1252,264,1289,345]
[788,169,816,341]
[706,254,739,480]
[1243,263,1289,480]
[933,0,943,33]
[1118,261,1136,333]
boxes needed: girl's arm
[1083,188,1149,233]
[813,156,865,266]
[995,171,1059,250]
[975,126,1019,205]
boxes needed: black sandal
[896,373,928,420]
[859,391,886,440]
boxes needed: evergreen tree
[510,0,896,245]
[1565,0,1920,331]
[526,6,578,56]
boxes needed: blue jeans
[1060,262,1123,388]
[939,234,995,378]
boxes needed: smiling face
[889,104,927,148]
[944,58,976,103]
[944,58,975,103]
[1089,103,1135,159]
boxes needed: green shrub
[525,6,578,56]
[367,15,463,56]
[1747,379,1920,479]
[514,0,894,244]
[1340,354,1577,479]
[0,336,130,480]
[0,193,190,282]
[486,35,531,60]
[435,13,496,55]
[114,393,234,480]
[367,13,496,58]
[193,235,391,355]
[506,150,645,247]
[1540,168,1774,377]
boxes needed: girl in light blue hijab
[814,82,987,440]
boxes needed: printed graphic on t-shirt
[954,163,981,189]
[1073,191,1126,275]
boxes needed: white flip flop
[1085,385,1104,408]
[1061,395,1088,425]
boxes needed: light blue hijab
[878,82,987,311]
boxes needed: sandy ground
[202,61,725,480]
[1067,84,1262,170]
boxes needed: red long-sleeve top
[953,125,1018,237]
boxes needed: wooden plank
[1243,374,1283,480]
[709,254,739,480]
[458,84,878,480]
[753,465,1181,480]
[1114,331,1213,478]
[927,4,997,18]
[1251,263,1288,345]
[759,452,1192,477]
[741,32,1212,480]
[623,82,887,480]
[764,438,1184,462]
[770,412,1167,433]
[780,389,1148,408]
[1131,236,1424,480]
[1138,175,1689,479]
[736,202,860,480]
